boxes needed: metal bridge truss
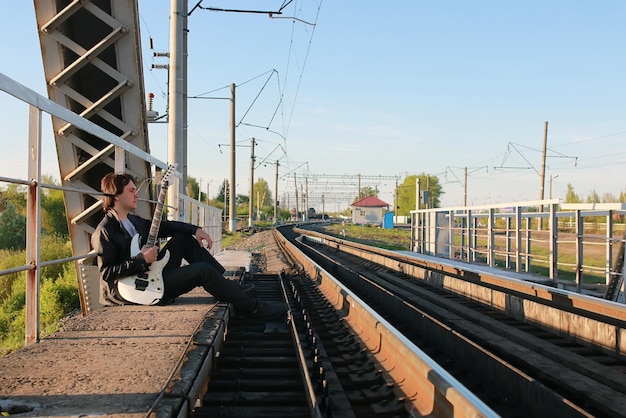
[33,0,155,313]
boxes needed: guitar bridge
[134,278,149,291]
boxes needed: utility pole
[300,184,305,220]
[258,190,264,220]
[274,160,279,224]
[426,175,430,208]
[294,173,299,221]
[229,83,236,232]
[182,0,188,190]
[167,0,185,220]
[464,167,468,207]
[223,179,229,222]
[550,174,559,199]
[416,177,421,210]
[394,178,398,216]
[248,137,255,227]
[539,121,548,230]
[305,177,309,221]
[540,121,548,202]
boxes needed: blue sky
[1,1,624,209]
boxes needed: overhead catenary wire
[236,70,280,128]
[187,5,320,174]
[280,0,323,142]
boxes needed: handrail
[411,202,626,298]
[0,72,222,346]
[0,72,166,171]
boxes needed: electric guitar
[116,164,176,305]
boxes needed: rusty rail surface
[293,226,626,360]
[276,224,626,416]
[272,227,498,418]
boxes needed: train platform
[0,250,253,417]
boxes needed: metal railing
[411,200,626,296]
[0,72,221,345]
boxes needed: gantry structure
[285,173,401,215]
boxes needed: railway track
[194,271,421,418]
[287,224,626,417]
[190,224,626,417]
[195,273,312,418]
[191,227,495,417]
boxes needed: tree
[0,205,26,250]
[601,192,619,203]
[353,186,377,203]
[0,184,26,250]
[186,176,200,200]
[41,190,68,237]
[278,207,291,221]
[0,176,69,242]
[236,194,249,206]
[565,183,581,203]
[585,190,600,204]
[395,174,443,216]
[41,175,68,238]
[251,178,275,220]
[0,184,26,214]
[216,180,228,203]
[253,178,273,208]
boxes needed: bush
[40,235,73,281]
[0,205,26,250]
[0,250,24,304]
[40,264,79,335]
[0,245,78,356]
[0,286,26,355]
[0,236,72,305]
[1,312,25,355]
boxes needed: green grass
[220,221,271,248]
[221,231,247,248]
[1,236,79,356]
[308,223,411,251]
[456,232,608,284]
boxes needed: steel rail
[273,226,498,418]
[280,272,324,418]
[290,226,626,416]
[294,227,626,348]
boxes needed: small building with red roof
[350,195,390,225]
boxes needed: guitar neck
[145,185,168,248]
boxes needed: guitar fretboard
[145,166,174,248]
[146,189,166,248]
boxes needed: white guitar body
[114,164,176,306]
[116,234,169,305]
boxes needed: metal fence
[0,72,222,345]
[411,200,626,296]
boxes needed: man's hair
[101,173,135,212]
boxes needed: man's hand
[195,228,213,249]
[141,245,159,264]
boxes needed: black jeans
[160,233,257,312]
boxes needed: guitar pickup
[134,278,149,291]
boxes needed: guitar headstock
[160,163,177,188]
